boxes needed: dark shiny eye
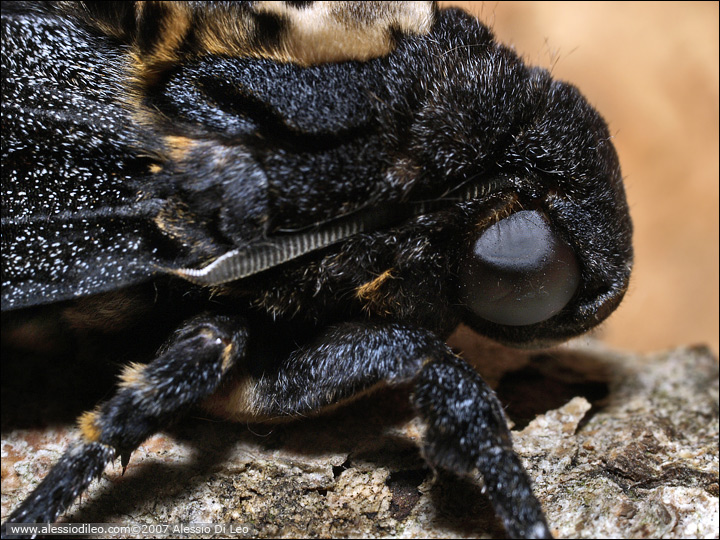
[460,210,580,326]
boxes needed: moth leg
[3,313,248,526]
[204,321,439,420]
[414,355,552,539]
[208,321,550,539]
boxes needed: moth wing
[1,2,436,309]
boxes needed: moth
[1,1,633,538]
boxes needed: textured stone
[2,326,718,538]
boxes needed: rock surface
[2,326,718,538]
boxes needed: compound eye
[460,210,580,326]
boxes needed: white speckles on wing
[1,13,162,309]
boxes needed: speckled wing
[0,1,435,310]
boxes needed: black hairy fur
[1,2,632,538]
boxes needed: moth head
[402,10,634,347]
[446,76,633,347]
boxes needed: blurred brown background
[442,2,719,354]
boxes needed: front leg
[206,320,551,539]
[2,313,248,528]
[414,355,551,539]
